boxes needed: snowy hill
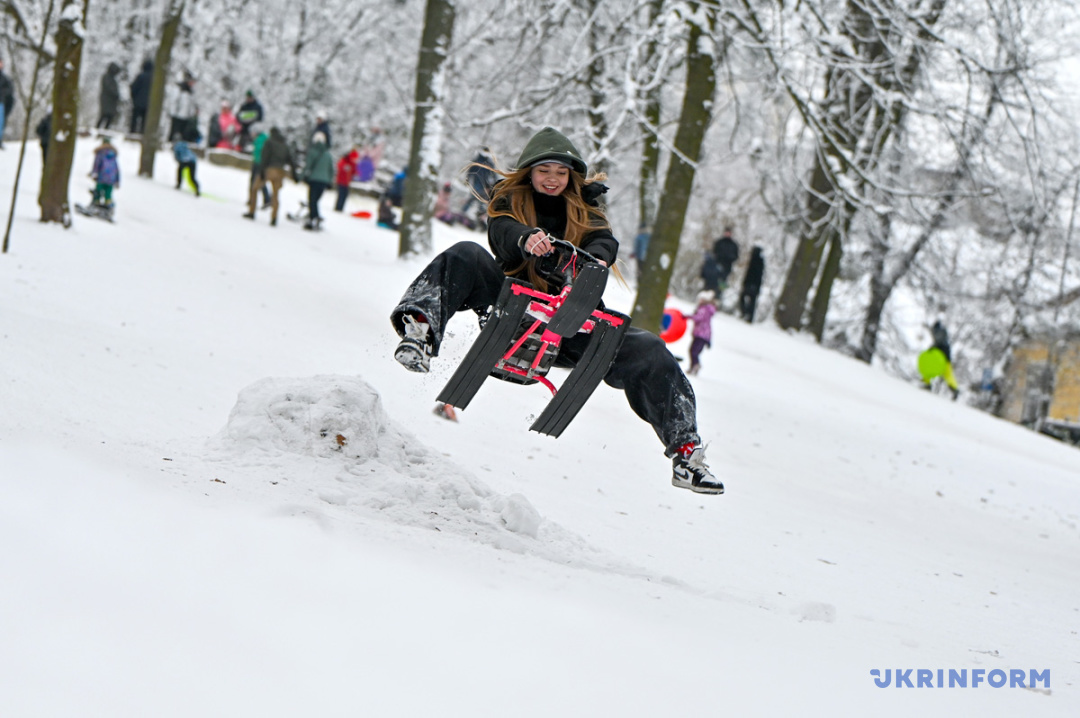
[1,136,1077,717]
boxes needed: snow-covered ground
[1,135,1077,717]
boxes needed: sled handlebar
[549,238,603,267]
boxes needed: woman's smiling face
[530,163,570,196]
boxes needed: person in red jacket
[334,147,360,212]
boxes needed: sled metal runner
[437,240,630,438]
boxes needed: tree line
[4,0,1080,409]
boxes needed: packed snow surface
[1,136,1077,717]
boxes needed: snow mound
[207,376,643,572]
[219,375,418,465]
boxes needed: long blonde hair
[478,164,611,291]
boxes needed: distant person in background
[129,60,153,134]
[738,245,765,323]
[0,58,15,148]
[712,226,740,295]
[433,181,453,222]
[207,101,239,149]
[89,137,120,208]
[300,131,333,230]
[460,147,496,218]
[168,72,198,142]
[313,110,331,148]
[631,223,651,280]
[387,167,407,207]
[357,127,384,182]
[235,90,263,151]
[377,193,399,230]
[172,129,200,197]
[687,291,717,376]
[432,182,475,229]
[35,112,51,163]
[97,63,122,130]
[701,246,720,293]
[918,320,960,400]
[334,146,359,212]
[244,126,296,227]
[248,125,271,209]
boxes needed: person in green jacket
[300,131,334,230]
[248,126,270,209]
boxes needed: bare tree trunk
[38,0,89,226]
[632,3,718,333]
[773,155,838,330]
[3,0,56,252]
[637,0,664,231]
[398,0,456,257]
[139,0,185,178]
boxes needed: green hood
[515,127,587,175]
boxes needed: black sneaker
[672,445,724,494]
[394,315,433,373]
[242,212,255,219]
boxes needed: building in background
[999,333,1080,445]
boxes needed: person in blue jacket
[90,137,120,207]
[172,129,200,197]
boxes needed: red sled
[437,240,630,438]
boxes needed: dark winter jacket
[466,151,497,199]
[35,113,51,147]
[130,61,153,110]
[378,196,398,228]
[741,246,765,295]
[515,126,587,175]
[713,234,740,270]
[701,251,720,292]
[236,97,263,129]
[206,114,222,149]
[100,63,122,117]
[257,128,296,174]
[0,70,14,117]
[487,184,618,292]
[387,169,406,207]
[314,120,331,148]
[302,139,334,185]
[931,321,952,362]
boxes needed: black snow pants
[391,241,701,456]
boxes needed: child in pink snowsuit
[687,290,717,375]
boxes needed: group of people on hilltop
[378,146,496,234]
[666,226,766,377]
[203,90,263,151]
[238,111,337,230]
[698,226,766,324]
